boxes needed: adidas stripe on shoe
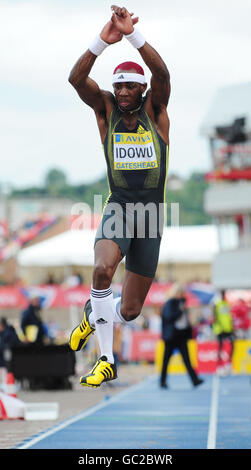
[80,356,117,388]
[69,299,95,351]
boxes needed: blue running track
[16,374,251,449]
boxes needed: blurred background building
[201,82,251,289]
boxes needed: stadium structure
[201,82,251,288]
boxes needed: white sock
[90,286,115,364]
[89,295,125,327]
[113,296,125,323]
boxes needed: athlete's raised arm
[68,13,139,141]
[68,19,122,112]
[111,5,170,108]
[68,14,139,111]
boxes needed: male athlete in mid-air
[68,5,170,387]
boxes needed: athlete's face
[113,68,147,112]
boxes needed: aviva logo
[114,131,152,145]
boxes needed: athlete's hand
[100,9,138,44]
[111,5,139,35]
[100,19,123,44]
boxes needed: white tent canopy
[17,225,219,267]
[159,225,218,263]
[18,229,96,267]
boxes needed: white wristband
[89,35,109,56]
[125,28,145,49]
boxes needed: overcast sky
[1,0,251,189]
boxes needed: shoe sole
[80,375,117,388]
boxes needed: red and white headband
[112,72,146,85]
[112,62,146,85]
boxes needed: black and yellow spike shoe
[69,299,95,351]
[80,356,117,388]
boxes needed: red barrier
[0,285,91,309]
[127,332,234,372]
[197,341,232,373]
[0,287,27,308]
[129,331,160,362]
[0,282,213,308]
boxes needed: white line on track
[207,374,219,449]
[17,375,156,449]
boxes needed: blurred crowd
[0,214,58,269]
[0,216,250,385]
[0,295,67,366]
[0,286,250,368]
[0,283,250,392]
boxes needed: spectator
[160,283,204,389]
[20,294,45,345]
[147,307,161,333]
[75,271,84,285]
[231,298,250,339]
[0,317,21,377]
[62,272,83,288]
[213,290,235,375]
[46,273,56,285]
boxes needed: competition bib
[113,130,158,170]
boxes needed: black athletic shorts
[94,197,164,278]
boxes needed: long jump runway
[17,374,251,449]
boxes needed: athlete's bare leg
[93,239,153,322]
[73,238,154,387]
[92,239,123,289]
[120,270,154,322]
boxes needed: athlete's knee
[120,300,142,322]
[92,262,114,289]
